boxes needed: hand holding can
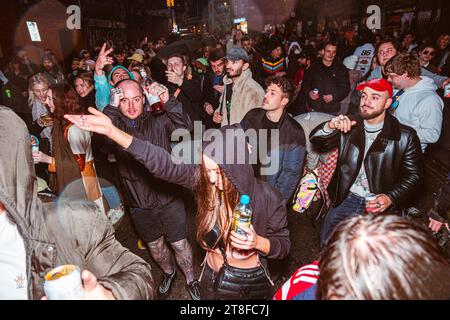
[365,193,378,214]
[310,88,320,100]
[43,265,85,300]
[110,88,124,107]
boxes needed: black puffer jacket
[96,97,192,209]
[310,113,422,209]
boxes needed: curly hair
[265,75,294,102]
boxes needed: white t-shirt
[354,43,376,77]
[67,125,93,162]
[0,212,28,300]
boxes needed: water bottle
[232,195,252,235]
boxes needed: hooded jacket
[394,76,444,152]
[124,124,290,277]
[94,66,135,112]
[0,106,154,300]
[98,96,192,210]
[218,68,265,126]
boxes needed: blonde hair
[28,73,49,107]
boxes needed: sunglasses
[422,50,435,56]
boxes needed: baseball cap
[225,47,249,62]
[356,78,393,97]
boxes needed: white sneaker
[107,207,125,225]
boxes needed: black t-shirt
[261,114,280,130]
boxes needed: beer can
[444,84,450,98]
[44,265,85,300]
[365,193,377,214]
[312,88,319,95]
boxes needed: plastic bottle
[232,195,252,235]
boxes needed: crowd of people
[0,24,449,300]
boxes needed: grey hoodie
[394,76,444,152]
[0,106,154,299]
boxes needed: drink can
[444,84,450,98]
[43,265,85,300]
[312,88,319,95]
[139,67,148,80]
[31,144,39,154]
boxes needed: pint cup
[44,265,85,300]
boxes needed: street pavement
[114,168,448,300]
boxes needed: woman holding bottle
[65,109,290,300]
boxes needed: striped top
[273,261,319,300]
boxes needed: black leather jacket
[310,113,422,209]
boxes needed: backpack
[292,170,327,222]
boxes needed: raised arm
[65,107,197,190]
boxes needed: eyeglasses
[422,50,435,56]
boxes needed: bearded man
[309,78,422,247]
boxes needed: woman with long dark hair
[33,84,104,213]
[65,108,290,300]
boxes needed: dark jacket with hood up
[97,96,192,210]
[0,106,154,300]
[124,124,290,277]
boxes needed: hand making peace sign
[94,43,114,76]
